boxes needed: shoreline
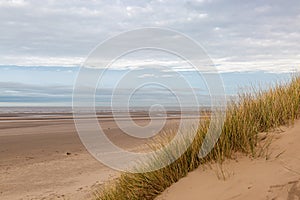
[0,111,184,199]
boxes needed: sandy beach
[157,121,300,200]
[0,111,182,200]
[2,110,300,200]
[1,0,300,199]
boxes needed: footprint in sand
[288,181,300,199]
[268,180,300,200]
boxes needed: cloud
[138,73,156,78]
[0,0,299,72]
[0,55,84,66]
[0,0,28,7]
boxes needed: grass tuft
[95,76,300,200]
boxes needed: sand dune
[157,121,300,200]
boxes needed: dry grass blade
[95,76,300,200]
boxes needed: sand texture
[0,112,179,199]
[157,121,300,200]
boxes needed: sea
[0,65,293,113]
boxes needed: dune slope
[157,121,300,200]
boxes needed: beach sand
[0,112,181,200]
[157,121,300,200]
[3,111,299,200]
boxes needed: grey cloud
[0,0,299,70]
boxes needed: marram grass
[95,76,300,200]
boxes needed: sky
[0,0,299,72]
[0,0,298,107]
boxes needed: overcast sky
[0,0,299,72]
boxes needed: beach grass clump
[95,76,300,200]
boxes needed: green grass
[95,76,300,200]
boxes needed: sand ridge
[157,120,300,200]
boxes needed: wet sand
[0,111,184,200]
